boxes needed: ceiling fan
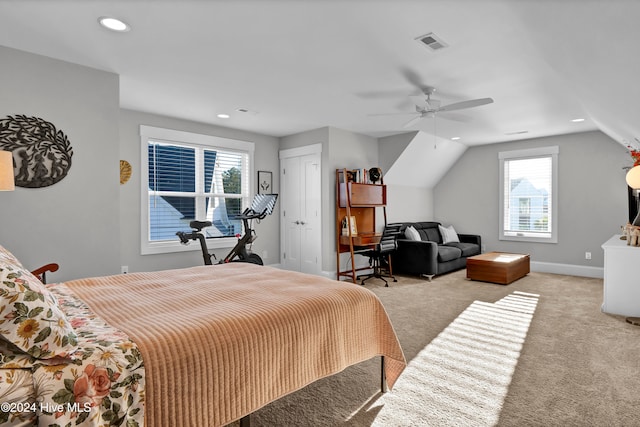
[372,86,494,128]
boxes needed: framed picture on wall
[258,170,272,194]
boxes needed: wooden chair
[30,263,59,284]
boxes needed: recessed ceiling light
[451,137,461,141]
[217,114,230,119]
[571,118,585,122]
[98,17,130,32]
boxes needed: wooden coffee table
[466,252,530,285]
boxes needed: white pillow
[439,224,460,244]
[404,225,421,241]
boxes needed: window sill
[142,237,236,255]
[499,234,557,244]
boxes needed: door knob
[300,221,306,225]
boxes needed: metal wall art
[0,115,73,188]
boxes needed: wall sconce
[0,150,15,191]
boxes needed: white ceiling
[0,0,638,148]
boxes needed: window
[499,146,558,243]
[140,126,254,254]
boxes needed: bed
[0,244,406,426]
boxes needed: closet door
[282,155,302,272]
[280,145,321,275]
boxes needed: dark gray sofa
[390,221,481,280]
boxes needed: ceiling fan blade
[403,114,425,128]
[438,97,494,112]
[401,68,434,96]
[437,112,473,123]
[355,89,415,99]
[367,112,420,117]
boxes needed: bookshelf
[335,168,387,283]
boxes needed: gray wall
[385,184,434,223]
[0,46,280,281]
[119,109,280,273]
[0,46,120,281]
[434,131,629,268]
[379,132,435,222]
[327,127,379,271]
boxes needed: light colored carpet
[230,270,640,426]
[370,291,539,426]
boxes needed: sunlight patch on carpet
[368,291,539,427]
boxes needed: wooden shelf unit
[336,169,387,283]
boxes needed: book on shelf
[350,168,368,184]
[345,168,382,184]
[341,215,358,236]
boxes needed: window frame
[498,146,558,244]
[140,125,255,255]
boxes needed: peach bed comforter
[65,263,406,427]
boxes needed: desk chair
[359,224,402,287]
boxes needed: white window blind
[499,146,558,243]
[140,126,254,255]
[148,141,248,241]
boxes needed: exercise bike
[176,193,278,266]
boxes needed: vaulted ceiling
[0,1,638,149]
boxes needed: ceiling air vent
[415,32,448,51]
[235,107,259,115]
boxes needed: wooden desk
[336,233,382,283]
[335,169,386,283]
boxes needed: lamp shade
[0,150,15,191]
[626,166,640,190]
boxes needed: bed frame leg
[240,414,250,427]
[381,356,387,393]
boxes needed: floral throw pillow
[0,244,24,268]
[0,261,78,359]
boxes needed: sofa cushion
[444,242,480,257]
[437,245,462,262]
[418,227,441,243]
[438,225,460,244]
[404,225,421,241]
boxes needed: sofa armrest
[392,239,438,276]
[458,234,481,248]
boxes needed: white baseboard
[323,262,603,280]
[317,261,603,280]
[530,261,603,279]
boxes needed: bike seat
[189,220,212,231]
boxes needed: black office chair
[359,224,402,286]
